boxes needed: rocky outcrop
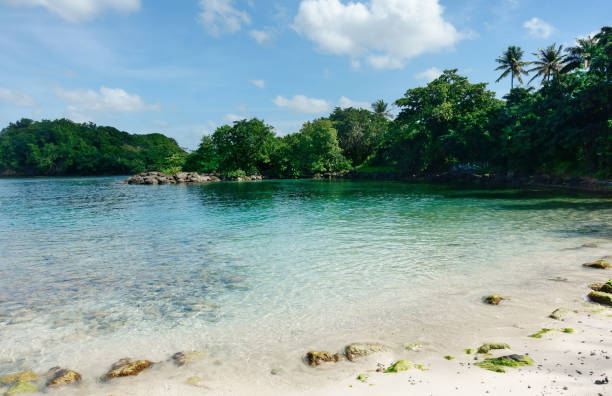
[344,343,385,362]
[45,367,81,387]
[124,171,221,185]
[589,291,612,306]
[104,358,152,379]
[305,351,335,367]
[583,259,611,269]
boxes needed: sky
[0,0,610,150]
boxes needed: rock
[590,280,612,293]
[0,371,39,386]
[45,367,81,387]
[475,354,533,373]
[588,291,612,306]
[484,295,504,305]
[344,343,385,362]
[171,351,205,367]
[305,351,335,367]
[583,259,611,269]
[105,358,152,378]
[384,360,423,373]
[477,343,510,354]
[3,381,37,395]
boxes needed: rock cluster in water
[306,343,386,367]
[124,171,263,185]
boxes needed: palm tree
[495,46,530,89]
[371,99,391,119]
[529,44,565,84]
[562,36,597,73]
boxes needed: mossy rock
[305,351,335,367]
[475,354,534,373]
[344,343,385,362]
[477,343,510,354]
[384,360,423,373]
[590,280,612,293]
[46,367,81,387]
[104,358,152,378]
[583,259,611,269]
[0,371,39,386]
[3,381,37,395]
[484,295,503,305]
[588,291,612,306]
[528,328,553,338]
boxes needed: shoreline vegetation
[2,258,611,395]
[1,26,610,185]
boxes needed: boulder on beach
[45,367,81,387]
[344,343,385,362]
[590,280,612,294]
[305,351,335,367]
[104,358,152,378]
[588,291,612,306]
[583,259,611,269]
[0,371,39,386]
[484,295,504,305]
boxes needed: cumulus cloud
[198,0,250,36]
[56,86,159,120]
[249,29,273,44]
[415,67,442,82]
[0,0,140,22]
[274,95,330,113]
[524,17,555,39]
[292,0,461,69]
[224,113,246,123]
[250,79,265,88]
[338,96,370,109]
[0,87,36,106]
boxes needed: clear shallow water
[0,177,611,393]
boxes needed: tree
[371,99,391,119]
[183,135,219,173]
[495,46,530,89]
[529,44,565,84]
[562,36,598,73]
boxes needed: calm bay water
[0,177,611,393]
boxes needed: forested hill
[0,118,186,176]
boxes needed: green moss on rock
[384,360,423,373]
[583,259,611,269]
[484,295,504,305]
[0,372,39,386]
[3,381,37,396]
[588,291,612,306]
[305,351,335,367]
[477,343,510,354]
[475,355,534,373]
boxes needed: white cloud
[293,0,461,70]
[198,0,250,36]
[415,67,442,82]
[250,79,265,88]
[224,113,247,123]
[0,0,140,22]
[524,17,555,39]
[338,96,369,109]
[56,86,159,120]
[274,95,330,114]
[0,87,36,106]
[249,29,273,44]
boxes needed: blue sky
[0,0,610,149]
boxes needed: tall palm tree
[529,44,565,84]
[562,36,598,73]
[371,100,391,119]
[495,46,530,89]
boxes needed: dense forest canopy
[0,118,185,176]
[1,26,610,179]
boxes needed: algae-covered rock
[588,291,612,306]
[583,259,611,269]
[384,360,423,373]
[45,367,81,387]
[345,343,385,361]
[0,371,39,386]
[105,358,152,378]
[305,351,335,367]
[171,351,206,367]
[590,280,612,293]
[528,328,553,338]
[3,381,37,395]
[475,354,533,373]
[477,343,510,354]
[270,369,280,375]
[484,295,504,305]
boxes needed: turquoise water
[0,177,611,393]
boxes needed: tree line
[1,26,610,179]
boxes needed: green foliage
[183,135,219,173]
[161,153,186,175]
[0,119,184,176]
